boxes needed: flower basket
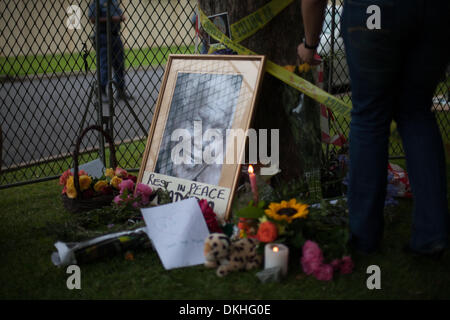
[61,125,118,213]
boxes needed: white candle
[264,243,289,276]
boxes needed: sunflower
[264,198,309,223]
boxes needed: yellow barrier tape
[230,0,294,43]
[199,7,352,119]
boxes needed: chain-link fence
[1,0,449,189]
[1,0,197,188]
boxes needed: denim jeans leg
[112,36,125,91]
[98,34,108,91]
[342,0,399,252]
[392,3,449,253]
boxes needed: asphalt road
[1,67,164,168]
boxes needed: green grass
[0,160,449,299]
[0,45,195,77]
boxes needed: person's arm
[297,0,327,65]
[88,1,124,24]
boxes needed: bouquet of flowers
[60,166,139,213]
[235,196,353,281]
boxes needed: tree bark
[198,0,322,182]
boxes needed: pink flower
[136,183,152,197]
[59,170,72,186]
[114,167,128,178]
[119,179,134,193]
[339,256,354,275]
[331,259,342,271]
[301,256,322,275]
[113,195,123,205]
[313,264,334,281]
[302,240,323,262]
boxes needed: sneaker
[116,89,134,101]
[100,89,108,103]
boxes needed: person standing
[89,0,133,101]
[298,0,449,255]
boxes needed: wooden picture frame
[137,54,266,220]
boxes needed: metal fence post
[96,0,106,167]
[106,0,115,156]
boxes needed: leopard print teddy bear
[203,233,262,277]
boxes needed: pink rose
[113,195,123,205]
[136,183,152,197]
[114,167,128,178]
[302,240,323,262]
[59,170,73,186]
[301,256,322,275]
[339,256,354,275]
[119,179,134,193]
[331,259,342,271]
[313,264,334,281]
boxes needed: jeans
[98,33,125,91]
[342,0,450,253]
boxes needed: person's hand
[297,43,322,66]
[111,15,125,23]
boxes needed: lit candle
[264,243,289,276]
[248,165,259,205]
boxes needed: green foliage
[235,200,266,219]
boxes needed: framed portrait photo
[137,54,266,220]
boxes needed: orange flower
[256,221,278,243]
[124,251,134,261]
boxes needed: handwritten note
[142,171,230,218]
[141,198,209,270]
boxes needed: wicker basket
[62,125,118,213]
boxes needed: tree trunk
[198,0,323,183]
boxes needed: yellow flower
[94,180,108,192]
[110,176,122,189]
[66,185,77,199]
[66,175,74,188]
[105,168,115,178]
[65,176,77,198]
[79,175,92,191]
[264,198,309,223]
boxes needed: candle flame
[248,165,254,174]
[272,246,279,253]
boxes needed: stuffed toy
[203,233,262,277]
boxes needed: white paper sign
[71,158,105,178]
[141,171,230,218]
[141,198,209,270]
